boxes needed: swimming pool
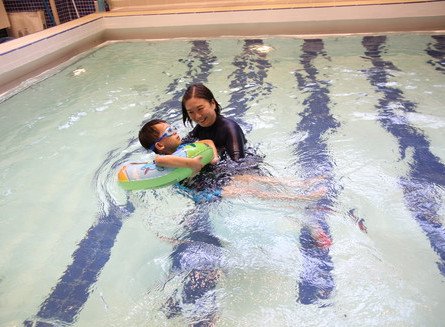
[1,34,444,326]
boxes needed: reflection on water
[0,35,444,326]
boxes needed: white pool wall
[0,1,444,94]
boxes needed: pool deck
[0,1,444,95]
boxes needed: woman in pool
[179,83,270,202]
[181,83,246,161]
[179,84,334,246]
[138,119,326,202]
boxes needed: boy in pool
[138,119,327,203]
[138,118,219,175]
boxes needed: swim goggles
[150,125,178,150]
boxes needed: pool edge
[0,2,445,95]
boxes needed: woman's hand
[210,155,220,165]
[189,156,204,175]
[197,139,219,165]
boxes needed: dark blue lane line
[163,204,223,326]
[160,41,225,326]
[425,35,445,73]
[24,149,135,327]
[225,39,273,132]
[293,39,339,305]
[228,38,331,302]
[24,41,218,327]
[163,39,276,325]
[150,40,218,123]
[362,35,445,275]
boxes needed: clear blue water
[0,34,444,326]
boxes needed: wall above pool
[0,1,444,94]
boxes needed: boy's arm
[155,155,203,173]
[197,139,220,164]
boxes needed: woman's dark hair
[181,83,222,126]
[138,118,166,152]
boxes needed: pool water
[0,34,444,326]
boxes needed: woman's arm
[225,121,246,161]
[197,139,220,164]
[187,117,246,161]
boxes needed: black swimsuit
[179,115,264,202]
[186,115,246,161]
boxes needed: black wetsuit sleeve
[225,121,245,161]
[184,116,246,162]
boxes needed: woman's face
[184,97,217,127]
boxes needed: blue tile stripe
[293,39,338,305]
[148,40,218,124]
[425,35,445,73]
[362,35,445,275]
[24,40,218,326]
[24,149,135,326]
[225,39,273,132]
[160,40,224,325]
[164,39,275,324]
[164,205,223,325]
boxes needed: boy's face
[153,122,181,154]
